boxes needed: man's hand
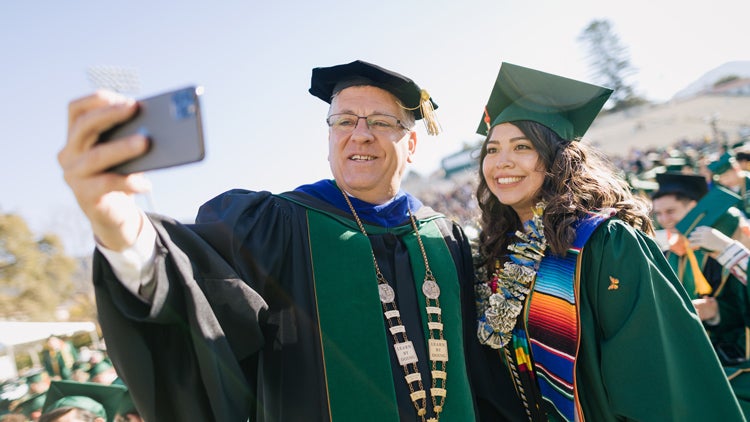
[58,91,152,251]
[688,226,733,257]
[692,296,719,323]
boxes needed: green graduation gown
[665,250,749,359]
[476,218,745,421]
[92,183,481,421]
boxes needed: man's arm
[58,91,152,252]
[689,226,750,284]
[96,214,158,301]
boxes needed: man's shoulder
[195,188,306,224]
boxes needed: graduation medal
[341,191,448,422]
[476,202,547,349]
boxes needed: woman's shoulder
[582,216,661,258]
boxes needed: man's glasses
[326,113,407,134]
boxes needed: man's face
[327,85,416,204]
[652,194,696,231]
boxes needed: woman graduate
[470,62,745,421]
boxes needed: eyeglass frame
[325,112,410,134]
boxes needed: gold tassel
[418,89,441,136]
[683,237,713,296]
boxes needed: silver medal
[379,284,395,303]
[422,279,440,299]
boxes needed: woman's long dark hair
[476,120,653,273]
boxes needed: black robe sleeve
[94,212,265,422]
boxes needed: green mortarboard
[88,360,113,378]
[713,206,742,238]
[653,172,708,201]
[13,392,46,417]
[477,62,613,140]
[675,185,742,236]
[707,151,736,175]
[43,380,127,422]
[309,60,441,135]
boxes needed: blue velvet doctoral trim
[294,179,423,228]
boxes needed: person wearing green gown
[708,151,750,218]
[57,60,488,421]
[688,222,750,416]
[651,172,750,364]
[471,62,745,421]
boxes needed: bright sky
[2,0,748,255]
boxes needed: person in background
[689,223,750,416]
[734,144,750,172]
[708,151,750,217]
[58,60,486,421]
[87,361,122,387]
[471,62,744,421]
[41,337,77,381]
[9,392,46,422]
[69,362,90,384]
[24,371,50,396]
[651,172,749,365]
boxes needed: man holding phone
[58,60,520,421]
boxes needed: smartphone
[98,85,205,174]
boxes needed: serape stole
[526,211,613,421]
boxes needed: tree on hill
[0,213,79,320]
[578,19,648,112]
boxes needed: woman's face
[482,123,546,221]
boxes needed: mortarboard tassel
[418,89,441,136]
[483,106,492,133]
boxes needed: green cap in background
[707,151,736,175]
[477,62,613,139]
[43,380,127,422]
[675,185,742,236]
[88,360,113,379]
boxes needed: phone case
[98,86,205,174]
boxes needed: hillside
[584,95,750,157]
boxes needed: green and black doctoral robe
[92,180,494,422]
[476,218,745,421]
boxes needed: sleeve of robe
[92,190,289,422]
[713,273,750,354]
[577,219,746,421]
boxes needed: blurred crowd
[1,336,140,422]
[418,129,750,232]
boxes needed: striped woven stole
[526,211,613,421]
